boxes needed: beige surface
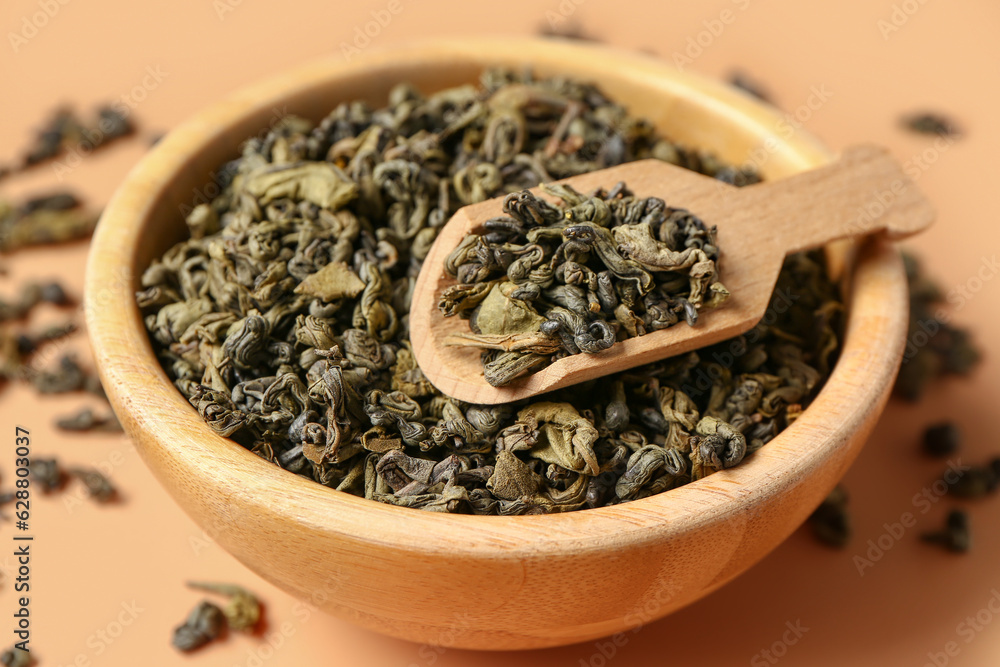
[1,0,998,665]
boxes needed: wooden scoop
[409,144,933,405]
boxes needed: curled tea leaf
[55,408,122,432]
[172,600,226,652]
[294,261,366,301]
[187,582,262,632]
[242,162,358,210]
[0,647,32,667]
[67,467,117,503]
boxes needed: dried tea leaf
[242,163,358,210]
[67,467,117,502]
[172,600,226,652]
[28,458,65,492]
[901,112,961,138]
[0,647,32,667]
[921,509,970,553]
[187,582,262,632]
[486,450,540,500]
[808,485,851,548]
[475,282,547,335]
[0,202,99,252]
[518,402,599,475]
[55,407,122,432]
[294,261,365,301]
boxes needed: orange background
[2,0,999,665]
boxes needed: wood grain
[84,38,910,650]
[411,145,933,403]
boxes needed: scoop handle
[731,144,935,255]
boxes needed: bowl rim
[85,37,907,558]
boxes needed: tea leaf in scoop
[442,185,728,386]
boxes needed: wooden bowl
[85,38,908,651]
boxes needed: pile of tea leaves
[138,69,842,514]
[440,184,730,386]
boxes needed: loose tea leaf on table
[921,509,970,553]
[16,105,134,171]
[187,582,262,632]
[895,253,981,401]
[67,467,118,502]
[945,459,1000,499]
[0,192,100,253]
[727,70,773,104]
[55,407,122,432]
[922,422,961,458]
[0,647,32,667]
[28,457,65,493]
[808,485,851,548]
[172,601,226,652]
[139,69,843,515]
[900,112,961,138]
[0,279,71,322]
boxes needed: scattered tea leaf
[901,112,961,138]
[55,407,122,432]
[186,582,262,632]
[0,646,33,667]
[171,601,226,652]
[923,422,960,458]
[67,467,118,503]
[921,509,970,553]
[727,70,773,103]
[808,485,851,548]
